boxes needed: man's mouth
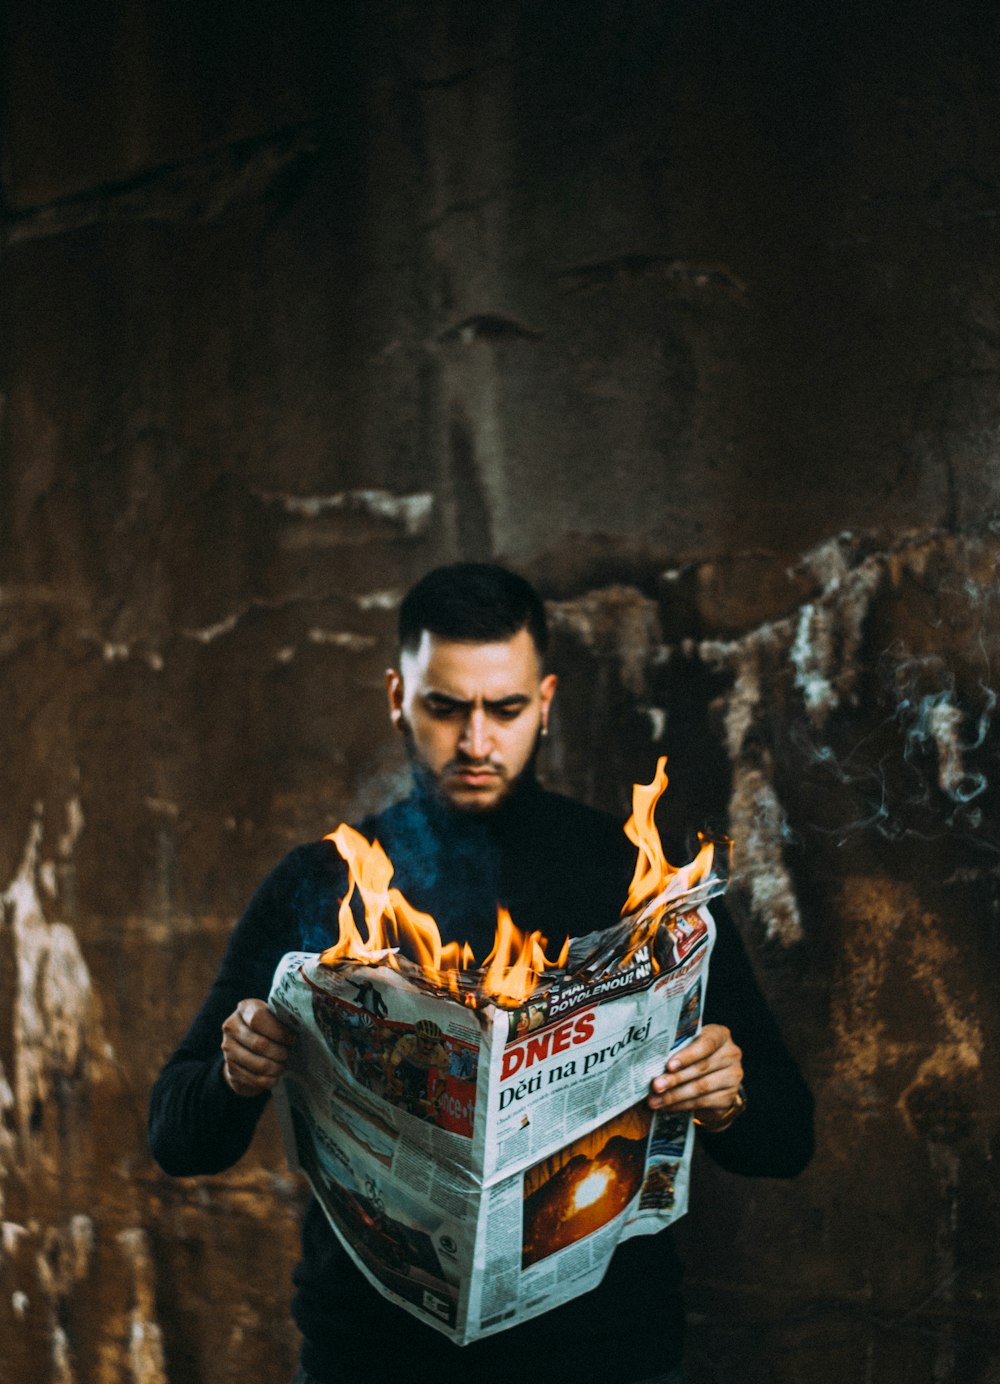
[448,766,503,787]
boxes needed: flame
[623,756,715,917]
[319,757,721,1007]
[319,828,564,1007]
[570,1163,613,1213]
[322,825,445,969]
[480,909,569,1008]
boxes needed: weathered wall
[1,3,998,1380]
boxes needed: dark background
[1,3,998,1380]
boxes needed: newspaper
[269,891,720,1345]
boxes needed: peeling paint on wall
[254,488,435,535]
[4,816,91,1133]
[698,527,1000,942]
[548,586,662,696]
[830,875,983,1137]
[118,1228,168,1384]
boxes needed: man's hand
[221,999,295,1097]
[647,1024,743,1126]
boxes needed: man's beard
[398,720,542,814]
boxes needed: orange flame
[320,757,720,1007]
[480,908,571,1007]
[623,756,715,918]
[319,827,564,1007]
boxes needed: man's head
[386,564,557,813]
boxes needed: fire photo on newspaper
[521,1104,653,1267]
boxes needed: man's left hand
[647,1024,743,1123]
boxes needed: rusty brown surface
[2,3,999,1381]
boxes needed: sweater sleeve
[148,844,333,1177]
[697,894,815,1178]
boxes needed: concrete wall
[1,3,998,1380]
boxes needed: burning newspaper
[268,760,729,1344]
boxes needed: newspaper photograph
[269,886,722,1345]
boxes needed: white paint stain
[118,1228,168,1384]
[39,860,59,898]
[256,487,434,536]
[640,705,668,741]
[68,1215,94,1282]
[548,586,662,696]
[181,609,244,644]
[1,810,102,1144]
[356,589,402,611]
[730,764,803,944]
[790,602,837,723]
[926,698,966,797]
[58,798,85,859]
[2,1221,29,1254]
[788,559,883,728]
[51,1322,76,1384]
[0,1075,15,1218]
[307,629,377,652]
[796,531,855,592]
[697,543,902,943]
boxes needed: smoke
[700,527,1000,932]
[901,684,994,806]
[536,531,998,943]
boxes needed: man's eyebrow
[421,691,531,710]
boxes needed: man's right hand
[221,999,295,1097]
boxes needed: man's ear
[385,668,405,729]
[539,672,558,734]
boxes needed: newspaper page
[269,894,719,1345]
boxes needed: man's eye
[427,703,462,719]
[491,706,523,722]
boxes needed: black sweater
[149,779,813,1384]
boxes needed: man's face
[385,628,557,813]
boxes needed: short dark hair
[398,563,549,657]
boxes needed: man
[387,1018,450,1116]
[149,562,813,1384]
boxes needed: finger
[223,1010,293,1063]
[647,1070,740,1112]
[223,1046,287,1095]
[649,1077,735,1111]
[658,1045,740,1092]
[222,1020,291,1072]
[651,1046,742,1099]
[239,1000,295,1047]
[224,1062,277,1097]
[651,1066,736,1102]
[224,1039,288,1078]
[665,1024,729,1072]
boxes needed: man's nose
[459,708,490,758]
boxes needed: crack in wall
[555,255,748,297]
[4,122,321,244]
